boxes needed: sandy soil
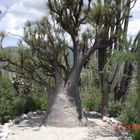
[6,117,119,140]
[7,126,88,140]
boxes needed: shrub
[118,92,139,139]
[23,94,47,113]
[0,75,47,123]
[0,75,17,123]
[108,95,122,117]
[119,92,137,124]
[82,87,101,111]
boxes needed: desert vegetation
[0,0,140,139]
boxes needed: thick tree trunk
[44,63,83,127]
[45,89,81,127]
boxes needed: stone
[83,111,101,118]
[27,112,33,118]
[110,117,117,124]
[42,111,46,115]
[0,125,3,130]
[102,116,109,122]
[81,116,87,126]
[8,120,14,127]
[36,110,42,115]
[21,114,28,120]
[33,111,37,116]
[3,123,10,130]
[13,117,21,124]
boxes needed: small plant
[119,92,137,124]
[82,87,101,111]
[108,101,122,118]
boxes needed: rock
[42,111,46,115]
[83,111,101,118]
[27,112,33,118]
[0,125,3,132]
[3,123,10,130]
[102,116,109,122]
[121,131,129,137]
[21,114,28,120]
[106,119,112,125]
[36,110,43,115]
[110,117,117,124]
[81,116,87,126]
[8,120,14,127]
[13,117,21,124]
[33,111,37,116]
[118,136,132,140]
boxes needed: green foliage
[108,100,122,118]
[119,92,137,124]
[132,130,140,140]
[23,92,47,113]
[103,49,135,74]
[14,81,48,114]
[0,75,47,124]
[82,88,101,111]
[0,75,17,123]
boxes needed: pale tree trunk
[44,63,83,127]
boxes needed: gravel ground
[6,117,120,140]
[7,126,88,140]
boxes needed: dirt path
[87,118,118,140]
[6,117,120,140]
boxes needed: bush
[0,75,47,123]
[118,92,139,139]
[119,92,137,124]
[23,94,47,113]
[108,95,122,117]
[14,82,48,114]
[82,87,101,111]
[0,75,17,123]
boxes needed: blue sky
[0,0,140,47]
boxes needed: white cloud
[0,0,47,46]
[0,4,6,13]
[0,0,140,47]
[132,0,140,13]
[128,19,140,37]
[0,0,47,35]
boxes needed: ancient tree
[1,0,100,127]
[0,0,137,125]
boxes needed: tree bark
[45,87,81,127]
[44,63,83,127]
[100,79,110,117]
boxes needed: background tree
[87,0,137,116]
